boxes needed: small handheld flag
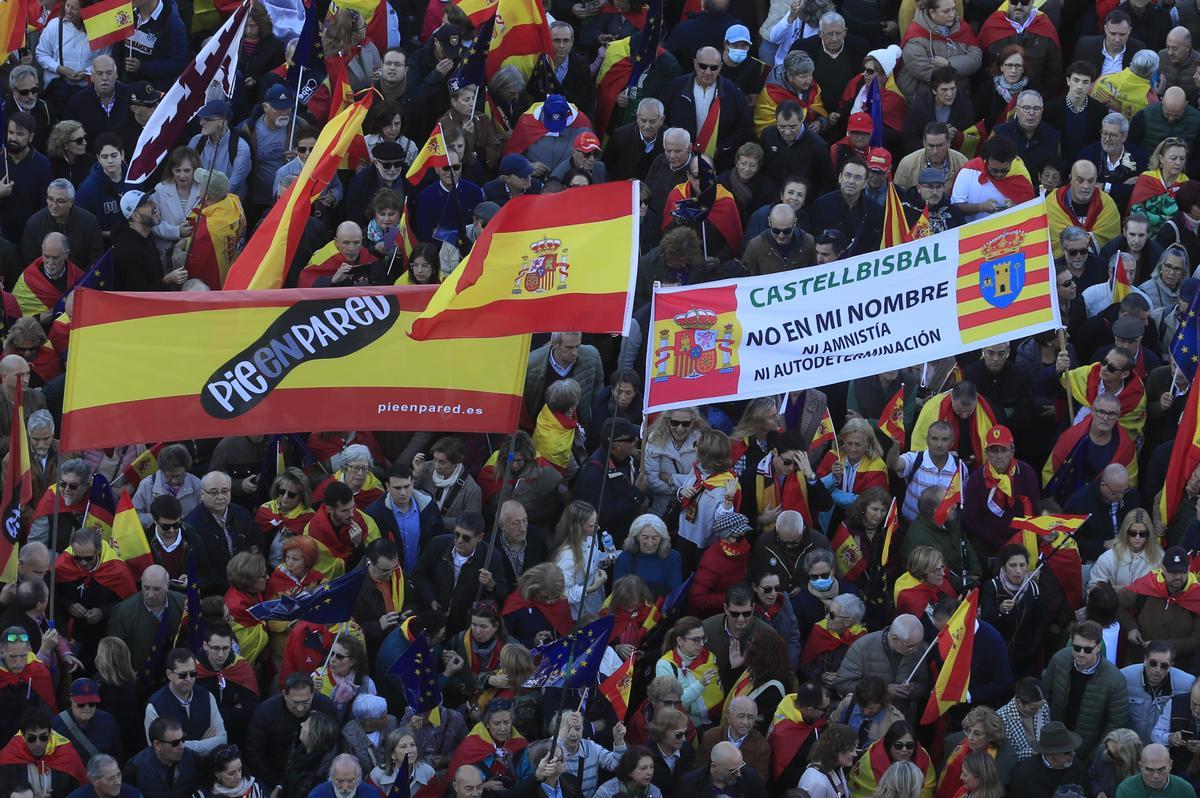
[599,653,635,720]
[524,615,615,688]
[933,468,962,526]
[880,499,900,567]
[878,384,906,447]
[921,588,979,723]
[247,568,366,624]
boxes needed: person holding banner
[810,158,884,257]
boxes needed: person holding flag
[962,426,1041,557]
[827,488,892,624]
[928,593,1013,716]
[661,46,752,170]
[749,432,831,534]
[1055,342,1147,442]
[1116,546,1200,665]
[816,418,889,522]
[979,545,1046,679]
[444,699,532,790]
[899,487,982,595]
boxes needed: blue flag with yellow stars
[388,633,441,714]
[53,250,114,316]
[449,17,494,94]
[523,615,615,689]
[387,758,410,798]
[627,0,663,91]
[184,550,205,652]
[1171,288,1200,384]
[866,76,885,149]
[247,567,366,624]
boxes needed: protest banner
[61,286,530,450]
[645,198,1059,412]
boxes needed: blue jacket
[364,490,441,575]
[126,0,189,92]
[122,745,198,798]
[306,782,382,798]
[52,706,124,760]
[75,161,128,233]
[412,179,485,243]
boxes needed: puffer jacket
[643,429,700,514]
[1040,646,1130,758]
[898,8,983,99]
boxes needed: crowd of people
[3,0,1200,797]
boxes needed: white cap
[120,190,147,219]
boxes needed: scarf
[983,460,1031,514]
[661,647,725,722]
[1124,569,1200,613]
[726,169,754,207]
[211,779,257,798]
[992,74,1028,103]
[961,157,1036,205]
[432,463,464,509]
[800,618,866,664]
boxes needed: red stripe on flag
[1162,380,1200,524]
[487,22,552,73]
[957,294,1054,330]
[957,215,1049,253]
[956,267,1051,302]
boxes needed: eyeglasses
[726,609,753,618]
[157,521,182,531]
[683,634,706,643]
[70,136,86,145]
[454,532,475,542]
[203,488,232,496]
[671,730,688,739]
[1101,360,1126,372]
[809,571,833,580]
[343,465,369,473]
[330,651,349,660]
[377,160,402,169]
[1128,529,1149,538]
[1148,659,1172,669]
[770,226,794,237]
[156,737,185,747]
[1058,278,1076,286]
[758,584,779,593]
[862,68,876,75]
[4,632,28,643]
[668,419,692,427]
[25,733,49,742]
[296,145,315,154]
[15,87,38,96]
[780,458,796,467]
[440,163,463,172]
[695,62,721,71]
[171,670,197,679]
[1093,409,1119,419]
[278,489,300,498]
[1072,643,1097,653]
[892,741,916,750]
[59,480,83,490]
[1017,105,1043,112]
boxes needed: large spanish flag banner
[408,181,638,340]
[60,286,529,451]
[81,0,134,49]
[224,93,372,291]
[921,588,979,723]
[645,198,1058,412]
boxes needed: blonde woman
[672,429,738,565]
[959,751,1004,798]
[1088,508,1161,593]
[500,562,573,647]
[46,120,92,183]
[552,501,608,618]
[1130,137,1190,233]
[319,8,380,92]
[875,761,927,798]
[818,417,890,515]
[643,406,705,514]
[1089,729,1142,798]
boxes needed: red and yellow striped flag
[810,407,835,450]
[955,200,1056,345]
[0,374,30,583]
[958,119,988,158]
[223,92,373,290]
[881,181,910,248]
[0,0,27,54]
[486,0,553,78]
[1010,514,1088,536]
[830,523,865,581]
[878,384,905,446]
[406,123,450,186]
[456,0,500,23]
[880,498,899,567]
[1111,251,1133,303]
[408,181,638,340]
[112,489,153,579]
[81,0,134,49]
[599,652,635,720]
[1161,379,1200,524]
[909,206,932,240]
[921,588,978,723]
[122,442,164,489]
[933,468,962,525]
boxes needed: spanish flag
[599,653,635,720]
[879,498,899,567]
[121,442,163,489]
[593,37,632,137]
[532,405,577,472]
[958,120,987,157]
[324,50,354,121]
[187,194,246,289]
[1162,379,1200,524]
[81,0,134,49]
[457,0,499,23]
[485,0,553,78]
[878,384,905,446]
[1007,514,1085,608]
[0,374,29,582]
[1110,252,1133,303]
[909,206,933,240]
[933,468,962,525]
[696,94,720,159]
[881,180,911,248]
[955,199,1055,345]
[406,123,450,186]
[830,523,865,581]
[223,93,372,290]
[920,587,978,723]
[111,489,153,579]
[13,260,82,316]
[752,82,825,136]
[0,0,27,54]
[408,181,638,340]
[810,407,835,450]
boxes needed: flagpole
[288,65,303,152]
[1058,328,1074,420]
[47,486,61,623]
[902,635,938,685]
[474,444,517,605]
[319,623,344,675]
[1011,521,1085,604]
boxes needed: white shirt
[35,19,108,88]
[897,450,964,522]
[764,17,819,65]
[951,166,1009,222]
[1101,44,1126,76]
[692,82,717,132]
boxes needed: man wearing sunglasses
[125,716,198,798]
[682,740,764,798]
[661,47,753,172]
[411,153,484,246]
[54,526,136,665]
[741,203,815,276]
[1041,619,1130,758]
[1056,342,1147,444]
[145,647,227,759]
[144,495,216,594]
[0,708,87,796]
[977,0,1060,88]
[0,626,56,743]
[1117,547,1200,664]
[1123,639,1194,742]
[50,678,121,762]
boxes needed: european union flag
[387,758,410,798]
[184,550,205,652]
[88,473,116,515]
[388,633,442,714]
[866,77,885,149]
[290,0,327,102]
[1171,289,1200,384]
[1044,433,1088,504]
[523,615,615,689]
[53,251,114,316]
[627,0,663,91]
[450,17,494,94]
[527,53,565,103]
[661,573,692,617]
[247,567,366,624]
[143,597,174,681]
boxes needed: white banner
[644,198,1061,413]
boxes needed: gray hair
[803,548,834,570]
[329,753,362,778]
[1016,89,1042,105]
[891,613,924,641]
[70,525,102,550]
[1131,49,1159,78]
[663,127,692,147]
[549,20,573,34]
[545,377,581,412]
[1102,111,1130,134]
[47,179,75,201]
[776,509,803,536]
[623,513,671,557]
[351,693,388,721]
[784,51,815,77]
[42,231,69,255]
[60,457,91,483]
[876,762,925,798]
[1060,225,1089,244]
[1109,250,1136,274]
[196,168,230,201]
[637,97,664,117]
[340,443,371,468]
[1157,243,1191,277]
[818,10,845,28]
[86,754,119,782]
[830,592,866,623]
[18,542,48,564]
[26,409,53,436]
[8,65,36,89]
[489,65,526,97]
[549,331,582,345]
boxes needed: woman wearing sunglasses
[657,616,724,728]
[1089,508,1161,593]
[312,635,375,716]
[643,407,705,516]
[196,744,263,798]
[849,720,936,798]
[255,468,314,555]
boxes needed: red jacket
[687,539,751,616]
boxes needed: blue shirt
[391,500,421,574]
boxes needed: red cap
[867,147,892,172]
[574,132,602,153]
[987,425,1014,448]
[847,113,873,134]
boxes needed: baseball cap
[866,147,892,172]
[918,167,945,185]
[69,678,101,705]
[1112,315,1144,340]
[129,81,163,106]
[473,201,501,223]
[724,24,751,44]
[574,132,601,153]
[986,425,1014,448]
[847,112,873,134]
[120,190,149,219]
[500,153,534,178]
[542,94,570,133]
[601,416,639,442]
[264,84,293,111]
[1164,547,1189,574]
[199,99,228,120]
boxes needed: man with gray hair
[12,231,80,324]
[523,332,602,424]
[604,97,666,181]
[310,753,376,798]
[25,407,58,504]
[835,613,931,719]
[696,696,770,776]
[81,754,131,798]
[1083,251,1151,315]
[56,525,135,662]
[21,179,103,267]
[548,22,593,114]
[183,471,262,589]
[1159,27,1199,99]
[646,127,694,212]
[107,564,184,671]
[994,88,1061,175]
[28,457,93,549]
[1081,111,1146,213]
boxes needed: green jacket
[897,515,982,592]
[1041,646,1130,758]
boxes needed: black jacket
[21,206,105,267]
[364,493,442,568]
[661,75,753,171]
[678,765,769,798]
[411,534,510,634]
[182,503,264,594]
[111,224,165,292]
[63,84,133,138]
[1074,34,1146,76]
[555,52,595,116]
[122,743,197,798]
[760,126,835,196]
[243,693,339,792]
[809,190,883,256]
[1064,479,1144,561]
[572,450,647,543]
[652,742,696,796]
